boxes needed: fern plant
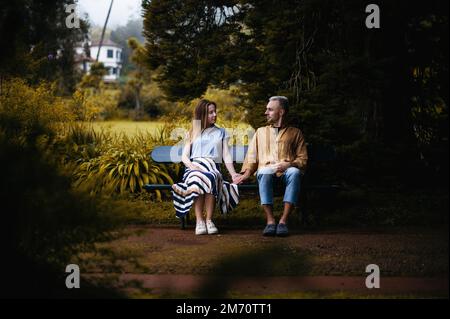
[72,130,178,200]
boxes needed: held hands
[233,172,250,185]
[231,173,243,184]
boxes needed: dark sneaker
[262,224,277,236]
[276,223,289,237]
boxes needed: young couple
[171,96,308,237]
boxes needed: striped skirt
[171,157,239,218]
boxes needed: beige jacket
[241,125,308,176]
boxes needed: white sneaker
[206,220,218,234]
[195,221,207,235]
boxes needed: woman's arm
[222,134,241,182]
[181,140,201,170]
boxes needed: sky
[77,0,143,27]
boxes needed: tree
[78,62,107,91]
[142,0,245,101]
[127,37,152,119]
[0,0,89,94]
[142,0,448,187]
[110,19,145,75]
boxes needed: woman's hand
[189,163,203,171]
[231,173,242,184]
[233,172,251,184]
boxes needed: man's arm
[291,131,308,172]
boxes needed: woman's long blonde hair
[189,99,217,142]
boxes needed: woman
[172,99,242,235]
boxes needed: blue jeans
[257,167,302,206]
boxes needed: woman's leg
[204,194,218,234]
[194,195,205,222]
[194,195,207,235]
[204,194,216,221]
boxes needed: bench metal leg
[180,213,190,230]
[299,189,308,226]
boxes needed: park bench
[144,144,342,229]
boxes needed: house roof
[90,39,122,48]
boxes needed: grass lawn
[86,120,165,137]
[86,120,254,140]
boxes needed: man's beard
[267,116,278,124]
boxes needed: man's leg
[262,204,276,225]
[279,202,294,225]
[257,168,277,236]
[278,167,301,235]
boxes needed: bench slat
[150,144,337,163]
[143,183,342,192]
[143,184,173,191]
[151,145,249,163]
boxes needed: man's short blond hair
[269,96,289,113]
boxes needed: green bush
[118,82,176,119]
[0,79,124,297]
[54,122,112,167]
[71,127,180,200]
[0,78,74,142]
[71,88,122,121]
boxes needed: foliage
[110,19,145,75]
[78,62,108,91]
[0,0,89,94]
[0,78,123,297]
[142,0,449,188]
[143,0,244,101]
[0,78,74,142]
[73,132,175,199]
[71,87,121,121]
[63,123,180,200]
[201,86,247,124]
[140,82,176,118]
[124,37,153,120]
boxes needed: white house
[75,39,123,83]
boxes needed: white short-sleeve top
[190,125,230,163]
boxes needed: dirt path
[84,274,448,298]
[80,226,449,298]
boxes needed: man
[236,96,308,236]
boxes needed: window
[112,68,117,75]
[107,49,113,58]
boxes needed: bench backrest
[150,144,336,164]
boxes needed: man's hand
[235,171,251,184]
[274,162,291,173]
[231,173,242,184]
